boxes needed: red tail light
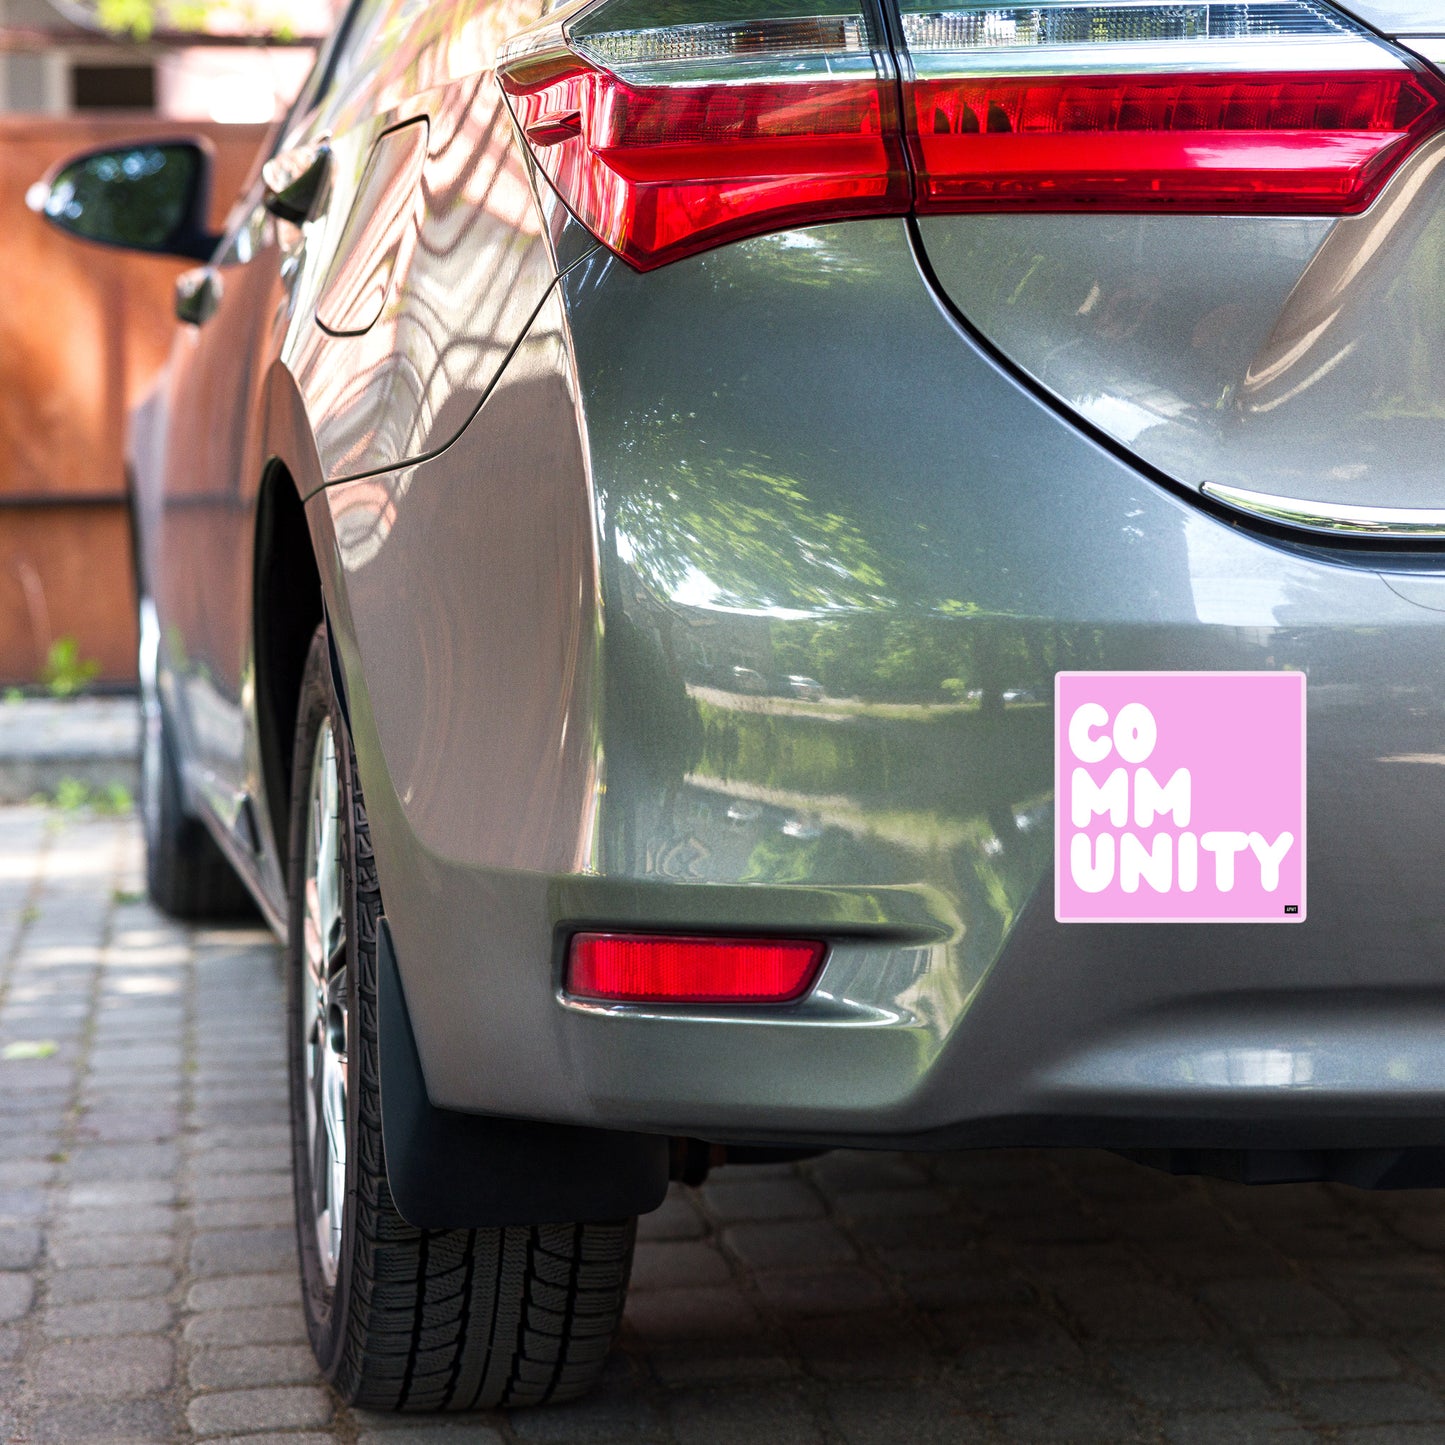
[909,70,1443,213]
[566,932,826,1004]
[499,39,909,269]
[499,0,1445,269]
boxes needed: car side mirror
[28,139,220,261]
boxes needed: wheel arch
[253,459,324,886]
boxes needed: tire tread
[144,706,253,920]
[287,627,633,1413]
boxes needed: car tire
[285,622,637,1410]
[139,598,254,919]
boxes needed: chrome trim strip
[574,15,872,66]
[906,35,1391,74]
[1202,481,1445,537]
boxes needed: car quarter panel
[313,218,1445,1147]
[285,0,585,483]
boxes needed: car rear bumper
[330,748,1445,1154]
[311,217,1445,1152]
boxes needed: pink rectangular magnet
[1055,671,1306,924]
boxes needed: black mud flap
[377,918,669,1228]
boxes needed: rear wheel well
[254,463,323,882]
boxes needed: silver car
[32,0,1445,1411]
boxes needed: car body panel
[150,189,292,855]
[913,130,1445,518]
[141,0,570,924]
[314,118,429,337]
[290,69,575,482]
[312,217,1445,1146]
[1335,0,1445,32]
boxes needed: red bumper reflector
[566,933,826,1004]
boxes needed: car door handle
[175,266,220,326]
[262,140,331,226]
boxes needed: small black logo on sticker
[1284,905,1299,915]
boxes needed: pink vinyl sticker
[1055,671,1306,924]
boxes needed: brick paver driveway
[8,808,1445,1443]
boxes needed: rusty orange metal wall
[0,116,270,687]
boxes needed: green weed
[42,637,101,698]
[43,778,135,815]
[2,1040,58,1061]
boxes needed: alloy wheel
[302,717,348,1287]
